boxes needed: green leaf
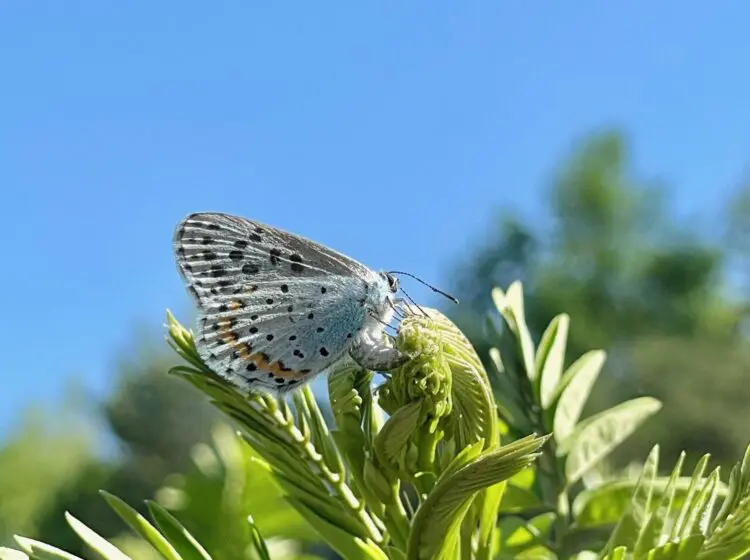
[605,445,660,553]
[374,401,421,469]
[407,435,548,560]
[528,512,557,537]
[699,446,750,559]
[492,284,536,382]
[699,534,750,560]
[647,534,705,559]
[635,512,660,556]
[670,455,710,541]
[535,314,569,409]
[701,477,750,557]
[500,483,543,513]
[383,548,407,560]
[64,513,131,560]
[99,491,182,560]
[285,497,388,560]
[649,451,687,540]
[574,475,719,528]
[561,397,662,485]
[497,516,527,545]
[12,537,83,560]
[440,439,485,480]
[569,553,599,560]
[684,470,721,538]
[514,545,556,559]
[603,546,628,560]
[145,501,212,560]
[247,515,272,560]
[552,350,606,443]
[500,512,557,556]
[0,549,29,560]
[508,466,536,489]
[710,463,740,533]
[488,348,529,430]
[271,470,373,539]
[476,478,507,559]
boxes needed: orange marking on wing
[237,343,252,359]
[248,352,308,380]
[215,321,309,380]
[220,331,239,344]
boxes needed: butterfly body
[173,212,406,392]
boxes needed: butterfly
[173,212,410,393]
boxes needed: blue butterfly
[173,212,410,392]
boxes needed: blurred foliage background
[2,129,749,556]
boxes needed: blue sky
[2,2,750,439]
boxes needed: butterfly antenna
[388,271,459,304]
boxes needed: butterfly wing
[174,213,374,391]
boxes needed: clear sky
[2,2,749,438]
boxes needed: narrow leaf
[605,546,628,560]
[687,471,721,537]
[650,452,687,542]
[0,548,29,560]
[64,513,131,560]
[286,497,388,560]
[146,502,212,560]
[99,491,182,560]
[247,515,272,560]
[670,455,710,540]
[605,445,659,553]
[13,537,83,560]
[536,314,569,409]
[492,284,536,382]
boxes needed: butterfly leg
[393,297,424,318]
[349,328,409,371]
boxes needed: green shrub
[3,282,749,559]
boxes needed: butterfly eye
[386,273,399,293]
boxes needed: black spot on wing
[289,254,304,273]
[270,248,282,265]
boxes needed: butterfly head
[382,271,400,294]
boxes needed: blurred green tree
[2,339,221,555]
[452,129,750,471]
[0,403,93,547]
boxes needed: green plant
[486,283,749,559]
[151,422,319,558]
[3,282,749,559]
